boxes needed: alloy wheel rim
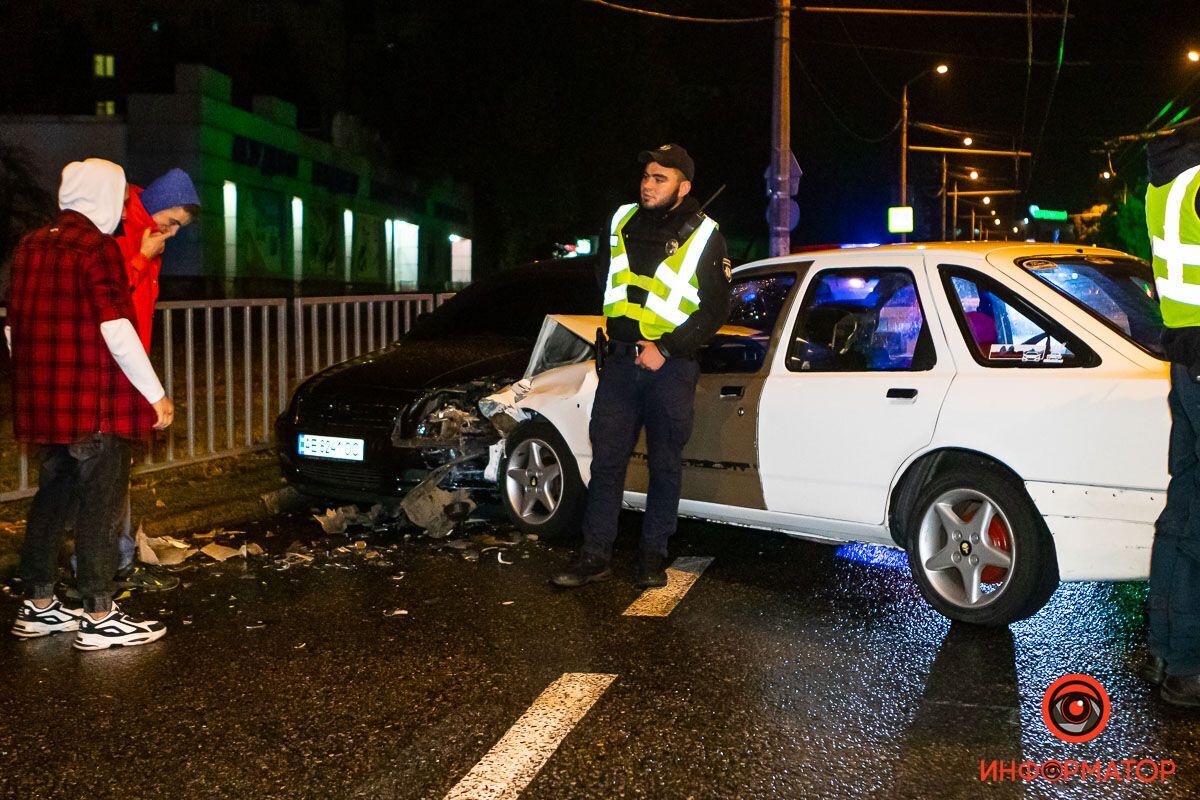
[916,488,1015,610]
[504,438,564,525]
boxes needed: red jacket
[116,186,160,353]
[9,210,156,443]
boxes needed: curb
[140,496,271,538]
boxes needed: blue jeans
[1150,364,1200,675]
[20,434,131,613]
[581,352,700,560]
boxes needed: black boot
[1140,655,1167,686]
[636,552,668,589]
[551,553,612,588]
[1161,674,1200,708]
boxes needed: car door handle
[720,385,745,399]
[887,388,918,399]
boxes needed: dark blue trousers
[1151,364,1200,675]
[581,351,700,560]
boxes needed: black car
[276,259,602,501]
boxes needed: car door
[623,268,806,509]
[757,253,955,528]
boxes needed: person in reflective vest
[553,144,731,590]
[1147,124,1200,707]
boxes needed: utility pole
[940,154,947,241]
[900,82,909,242]
[952,180,958,241]
[769,0,793,257]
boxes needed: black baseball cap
[638,143,695,182]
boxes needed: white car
[482,243,1171,625]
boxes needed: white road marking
[443,672,617,800]
[622,556,714,617]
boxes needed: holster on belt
[595,328,607,374]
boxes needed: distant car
[485,243,1170,626]
[276,259,602,501]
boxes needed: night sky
[370,0,1200,263]
[4,0,1200,268]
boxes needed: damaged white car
[481,242,1171,626]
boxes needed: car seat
[964,310,998,359]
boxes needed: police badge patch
[665,239,679,257]
[722,257,732,282]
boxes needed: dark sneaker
[1141,655,1167,686]
[11,599,81,639]
[116,563,181,593]
[636,552,669,589]
[73,604,167,651]
[1161,674,1200,708]
[550,553,612,588]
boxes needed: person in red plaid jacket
[7,159,175,650]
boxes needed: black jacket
[596,196,731,359]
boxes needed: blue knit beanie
[140,168,200,215]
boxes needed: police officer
[553,144,731,589]
[1147,124,1200,707]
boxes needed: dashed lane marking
[443,672,617,800]
[622,556,714,618]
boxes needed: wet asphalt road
[1,504,1198,800]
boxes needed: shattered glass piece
[383,608,409,617]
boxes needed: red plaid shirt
[9,210,156,443]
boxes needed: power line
[1028,0,1070,187]
[580,0,772,24]
[800,5,1072,19]
[792,50,901,144]
[836,14,898,104]
[1015,0,1032,178]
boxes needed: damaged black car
[275,259,602,502]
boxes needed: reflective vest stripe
[1153,165,1200,306]
[644,216,715,327]
[603,204,640,308]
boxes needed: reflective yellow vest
[603,203,718,340]
[1149,164,1200,328]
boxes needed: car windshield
[1020,255,1166,358]
[408,263,601,340]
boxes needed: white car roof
[734,241,1136,272]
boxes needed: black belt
[605,341,643,356]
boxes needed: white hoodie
[58,158,126,235]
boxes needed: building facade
[0,64,472,297]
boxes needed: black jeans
[1151,364,1200,675]
[20,433,131,613]
[581,352,700,560]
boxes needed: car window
[1020,255,1166,359]
[786,268,935,372]
[940,265,1099,368]
[698,272,797,374]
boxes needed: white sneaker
[73,604,167,651]
[11,599,82,638]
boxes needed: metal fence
[0,291,455,502]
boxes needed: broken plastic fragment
[201,543,242,562]
[497,551,513,565]
[383,608,409,617]
[136,526,197,566]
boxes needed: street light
[969,169,979,180]
[963,136,974,146]
[900,63,950,241]
[1189,50,1200,63]
[1102,170,1113,180]
[982,195,992,205]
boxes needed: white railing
[0,291,456,502]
